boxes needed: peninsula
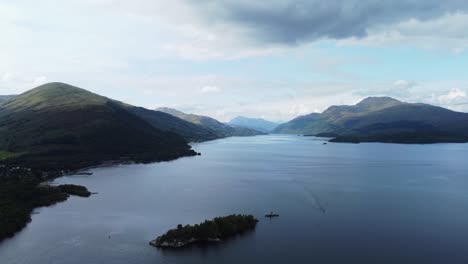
[0,177,92,241]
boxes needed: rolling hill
[0,82,197,170]
[274,97,468,143]
[157,108,265,137]
[228,116,279,132]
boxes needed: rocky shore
[149,237,221,248]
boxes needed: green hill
[274,97,468,143]
[0,82,196,170]
[157,107,265,137]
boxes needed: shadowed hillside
[129,107,220,142]
[0,83,196,170]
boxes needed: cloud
[32,76,48,86]
[389,80,416,97]
[436,88,467,104]
[352,80,417,99]
[0,72,48,94]
[199,86,221,93]
[393,80,416,90]
[288,104,310,115]
[339,12,468,52]
[1,0,468,122]
[1,74,12,82]
[183,1,468,45]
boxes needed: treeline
[156,214,258,244]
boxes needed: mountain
[0,82,197,170]
[128,107,219,142]
[228,116,279,132]
[157,108,265,137]
[0,95,16,104]
[274,97,468,143]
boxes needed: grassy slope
[0,83,195,170]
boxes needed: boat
[265,212,279,218]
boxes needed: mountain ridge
[274,96,468,143]
[228,116,279,132]
[157,107,265,137]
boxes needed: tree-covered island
[150,214,258,248]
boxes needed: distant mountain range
[1,84,467,171]
[274,97,468,143]
[0,83,267,170]
[228,116,279,133]
[157,108,265,138]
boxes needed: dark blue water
[1,135,468,264]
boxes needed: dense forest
[151,214,258,248]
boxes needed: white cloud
[288,104,310,116]
[199,86,221,93]
[393,80,416,89]
[339,13,468,52]
[436,88,467,104]
[1,73,12,82]
[0,1,468,122]
[32,76,48,86]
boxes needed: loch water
[1,135,468,264]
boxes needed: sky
[1,0,468,122]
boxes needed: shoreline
[0,149,201,243]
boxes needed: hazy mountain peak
[156,107,184,115]
[228,116,278,132]
[158,108,264,137]
[230,116,261,122]
[322,96,402,116]
[356,97,402,110]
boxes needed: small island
[150,214,258,248]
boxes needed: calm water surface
[1,135,468,263]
